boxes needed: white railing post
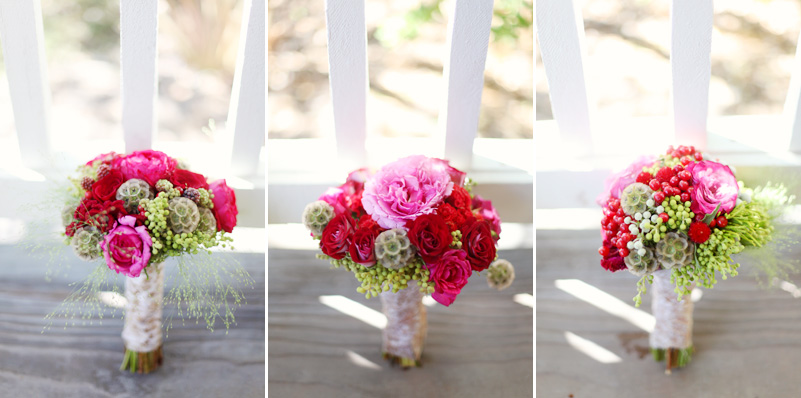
[325,0,368,170]
[536,0,594,157]
[784,30,801,152]
[228,0,265,176]
[0,0,51,169]
[437,0,494,171]
[120,0,159,152]
[670,0,713,151]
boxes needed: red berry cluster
[600,197,634,258]
[634,145,704,206]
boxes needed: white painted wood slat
[325,0,367,170]
[438,0,494,171]
[120,0,158,152]
[536,0,593,156]
[228,0,265,176]
[785,30,801,152]
[670,0,713,151]
[0,0,51,169]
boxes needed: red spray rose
[69,198,128,234]
[210,179,238,233]
[427,249,472,306]
[407,213,452,264]
[320,213,354,259]
[461,219,496,272]
[92,169,124,201]
[349,227,379,266]
[170,169,209,190]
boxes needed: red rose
[407,213,452,264]
[210,179,238,232]
[170,169,210,190]
[320,213,354,259]
[446,186,472,210]
[427,249,471,306]
[461,219,496,272]
[92,169,124,201]
[349,227,379,266]
[72,198,128,233]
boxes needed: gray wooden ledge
[0,245,265,397]
[537,229,801,397]
[268,248,533,398]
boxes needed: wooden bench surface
[268,248,533,398]
[537,229,801,397]
[0,245,265,397]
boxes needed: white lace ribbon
[380,282,427,360]
[121,262,165,353]
[649,269,693,349]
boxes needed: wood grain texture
[537,229,801,397]
[0,0,51,169]
[536,0,593,156]
[438,0,493,171]
[228,0,266,176]
[325,0,368,170]
[670,0,712,150]
[120,0,158,152]
[268,249,533,398]
[785,29,801,152]
[0,247,265,397]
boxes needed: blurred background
[536,0,801,123]
[269,0,533,140]
[0,0,243,146]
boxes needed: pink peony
[361,155,455,229]
[427,249,472,307]
[112,150,177,186]
[210,179,238,233]
[472,194,501,239]
[687,160,739,215]
[597,155,657,205]
[102,216,152,277]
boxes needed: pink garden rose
[361,155,455,229]
[210,179,238,233]
[427,249,472,307]
[687,160,739,215]
[319,187,349,215]
[102,215,152,277]
[472,194,501,239]
[597,155,657,205]
[112,150,177,186]
[431,158,466,187]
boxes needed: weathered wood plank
[537,229,801,397]
[268,248,533,398]
[0,248,264,397]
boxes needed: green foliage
[318,254,433,298]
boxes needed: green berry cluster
[450,230,463,249]
[143,190,230,264]
[661,196,694,233]
[670,228,743,298]
[319,254,434,298]
[642,155,681,175]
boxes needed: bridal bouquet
[60,150,240,373]
[303,155,515,367]
[598,145,792,372]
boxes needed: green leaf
[701,203,722,225]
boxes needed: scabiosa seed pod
[302,200,336,237]
[183,187,201,204]
[155,179,174,193]
[81,177,95,191]
[116,178,154,213]
[197,207,217,235]
[96,164,111,180]
[656,232,695,269]
[375,228,416,270]
[71,227,103,261]
[620,183,654,216]
[168,196,200,234]
[61,202,78,227]
[487,259,515,290]
[624,246,657,276]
